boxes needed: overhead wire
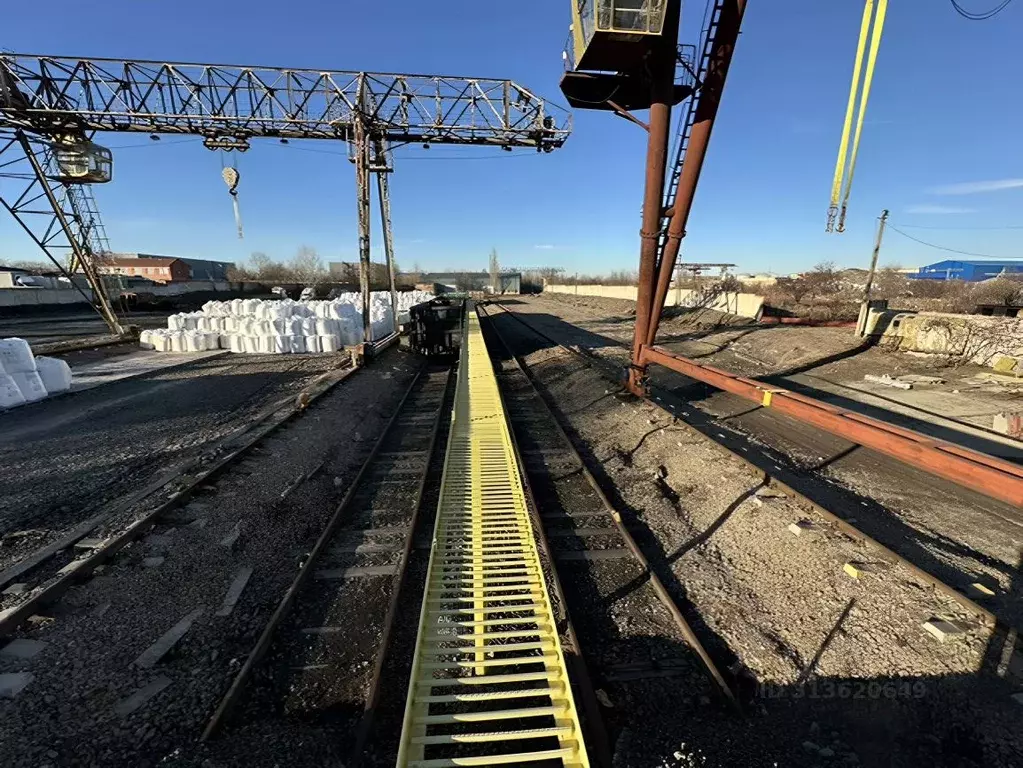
[892,222,1023,230]
[950,0,1014,20]
[887,224,1008,259]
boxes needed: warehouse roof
[99,257,182,267]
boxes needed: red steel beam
[639,344,1023,508]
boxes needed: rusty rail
[638,344,1023,508]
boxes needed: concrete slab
[114,676,172,717]
[215,567,253,617]
[2,583,28,596]
[0,672,34,698]
[133,608,203,668]
[0,638,47,661]
[219,522,242,550]
[73,538,106,551]
[923,618,965,642]
[57,559,87,576]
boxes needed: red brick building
[94,256,191,283]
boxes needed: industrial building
[414,271,521,294]
[908,259,1023,282]
[102,253,237,282]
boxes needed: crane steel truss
[0,54,571,336]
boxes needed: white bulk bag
[34,357,73,393]
[305,335,322,353]
[170,333,185,353]
[0,338,36,373]
[320,334,340,353]
[289,335,306,353]
[0,374,27,408]
[139,330,154,349]
[243,336,259,354]
[11,370,47,402]
[271,334,288,354]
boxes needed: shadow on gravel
[486,308,1023,767]
[489,311,1023,624]
[0,359,327,536]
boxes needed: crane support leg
[645,0,747,351]
[0,130,122,335]
[374,151,399,335]
[354,118,373,343]
[629,0,683,395]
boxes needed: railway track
[483,301,1023,650]
[0,357,358,637]
[203,364,454,758]
[473,305,738,760]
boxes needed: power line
[887,224,1009,259]
[950,0,1014,20]
[892,222,1023,231]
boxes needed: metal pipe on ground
[638,344,1023,508]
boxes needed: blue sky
[2,0,1021,275]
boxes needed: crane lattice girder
[0,54,571,148]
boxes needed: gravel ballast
[0,350,420,767]
[484,307,1023,768]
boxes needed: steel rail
[348,366,454,766]
[483,318,615,768]
[201,362,432,740]
[489,303,1021,637]
[638,344,1023,508]
[0,360,359,637]
[478,304,739,711]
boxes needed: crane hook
[221,166,243,239]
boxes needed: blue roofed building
[908,259,1023,282]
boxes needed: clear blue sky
[2,0,1021,275]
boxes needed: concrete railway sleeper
[202,364,454,758]
[484,302,1023,676]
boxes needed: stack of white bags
[0,338,74,410]
[141,290,432,355]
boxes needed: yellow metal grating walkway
[397,311,590,768]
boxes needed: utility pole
[856,208,888,337]
[862,208,888,301]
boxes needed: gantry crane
[0,54,571,338]
[560,0,744,393]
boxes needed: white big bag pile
[141,290,432,354]
[0,337,74,410]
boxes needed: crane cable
[827,0,888,233]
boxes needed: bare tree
[0,259,54,273]
[488,248,500,294]
[972,277,1023,307]
[291,245,327,284]
[800,261,841,299]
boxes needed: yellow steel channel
[397,310,590,768]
